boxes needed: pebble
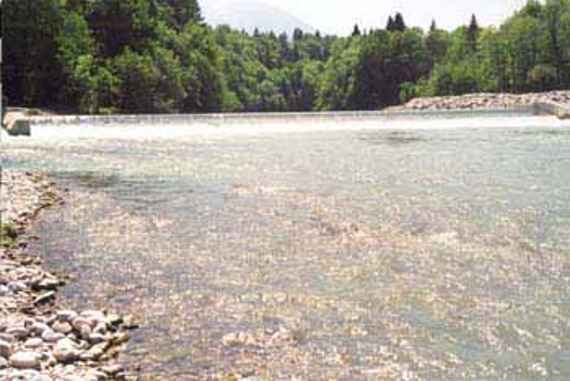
[57,310,79,323]
[37,277,60,290]
[9,351,41,369]
[81,311,106,327]
[88,333,107,345]
[72,316,92,330]
[33,291,55,305]
[18,370,51,381]
[0,334,15,343]
[24,338,44,349]
[93,322,107,335]
[6,326,28,339]
[0,285,10,296]
[53,338,80,363]
[111,332,129,345]
[8,281,27,293]
[30,322,51,335]
[81,342,109,361]
[1,172,135,379]
[0,340,12,358]
[79,325,92,340]
[101,363,124,375]
[41,329,65,343]
[86,370,108,381]
[106,314,122,326]
[52,321,73,335]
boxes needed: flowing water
[2,112,570,380]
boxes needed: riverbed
[2,112,570,380]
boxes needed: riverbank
[387,90,570,112]
[0,171,137,380]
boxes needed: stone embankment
[390,91,570,114]
[0,172,137,381]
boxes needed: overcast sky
[201,0,530,35]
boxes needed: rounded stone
[0,285,10,296]
[56,310,79,323]
[93,322,107,334]
[81,311,106,327]
[9,351,41,369]
[8,281,27,292]
[88,333,106,344]
[41,329,64,343]
[30,322,50,335]
[0,334,15,343]
[72,317,92,331]
[6,326,29,339]
[0,340,12,358]
[24,338,44,349]
[53,338,80,364]
[52,321,73,335]
[101,364,124,375]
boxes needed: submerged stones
[0,172,136,380]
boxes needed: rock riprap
[0,171,137,380]
[388,90,570,112]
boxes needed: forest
[2,0,570,114]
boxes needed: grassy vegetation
[0,223,20,248]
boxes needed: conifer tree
[393,12,407,32]
[386,15,395,31]
[352,24,361,36]
[467,14,479,52]
[293,28,304,42]
[164,0,202,30]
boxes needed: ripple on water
[7,116,570,380]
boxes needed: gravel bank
[387,91,570,112]
[0,171,137,381]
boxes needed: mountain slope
[201,0,315,35]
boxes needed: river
[2,111,570,380]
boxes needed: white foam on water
[9,114,570,142]
[0,129,9,140]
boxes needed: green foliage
[351,28,428,109]
[57,10,118,113]
[3,0,570,113]
[399,82,417,103]
[316,37,362,110]
[0,224,19,249]
[175,23,224,112]
[387,13,406,32]
[3,0,64,107]
[467,14,480,52]
[417,0,570,98]
[425,27,450,64]
[163,0,202,30]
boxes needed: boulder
[3,112,31,136]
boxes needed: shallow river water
[3,112,570,380]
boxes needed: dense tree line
[412,0,570,99]
[2,0,570,114]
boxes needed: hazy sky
[201,0,530,35]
